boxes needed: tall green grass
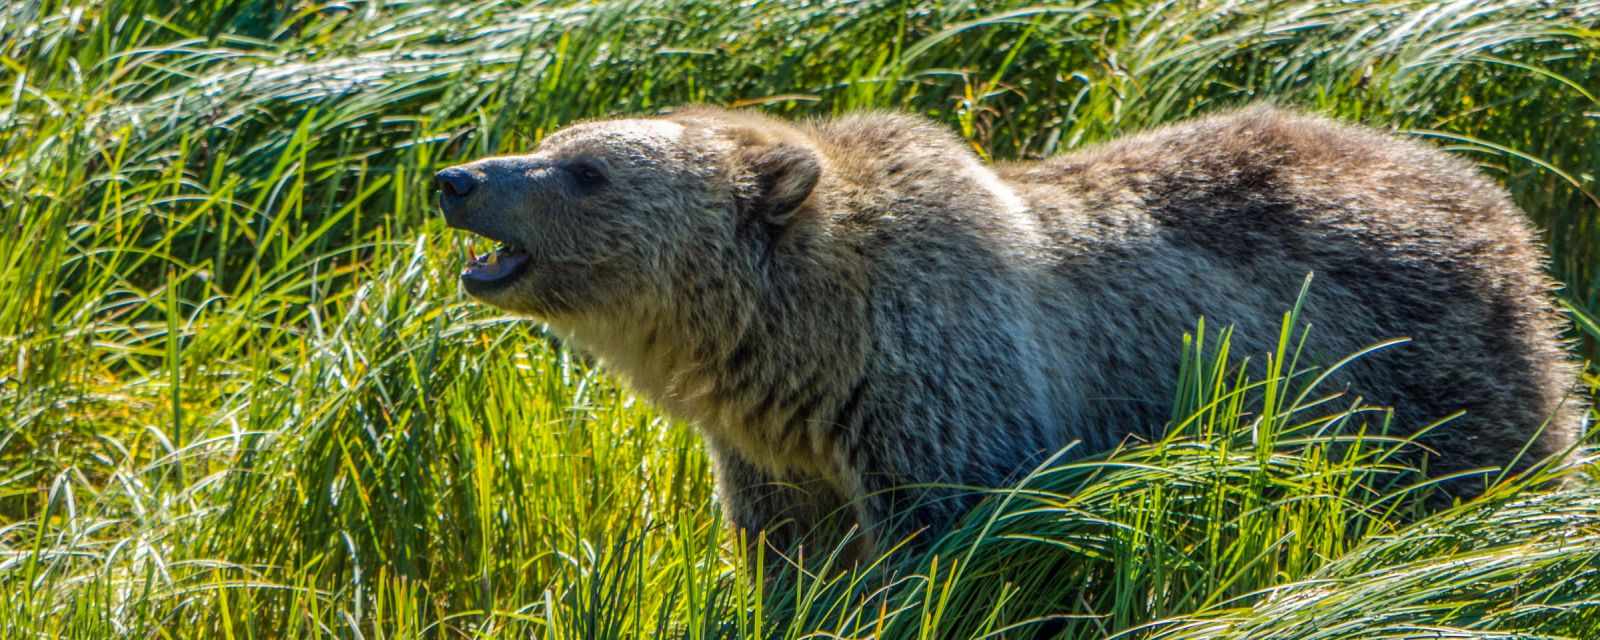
[2,0,1597,637]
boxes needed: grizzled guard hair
[435,105,1582,566]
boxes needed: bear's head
[434,109,821,319]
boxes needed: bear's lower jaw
[461,247,531,293]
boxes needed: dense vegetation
[2,0,1598,637]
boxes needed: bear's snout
[434,166,486,229]
[435,167,478,198]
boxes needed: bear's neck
[553,225,870,476]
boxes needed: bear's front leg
[841,466,979,560]
[706,440,856,574]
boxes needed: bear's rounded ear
[738,143,820,226]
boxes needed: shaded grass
[1,0,1598,637]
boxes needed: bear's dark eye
[565,160,608,190]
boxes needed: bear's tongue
[462,244,530,283]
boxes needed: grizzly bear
[434,105,1581,561]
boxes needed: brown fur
[436,105,1582,561]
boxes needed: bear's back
[807,106,1578,491]
[1011,106,1580,484]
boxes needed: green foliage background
[2,0,1598,637]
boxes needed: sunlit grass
[1,0,1597,637]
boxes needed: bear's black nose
[434,167,478,199]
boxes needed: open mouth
[460,239,531,291]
